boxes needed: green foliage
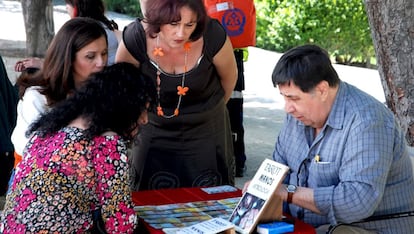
[102,0,375,67]
[103,0,142,18]
[255,0,375,66]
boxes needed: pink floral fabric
[0,127,137,233]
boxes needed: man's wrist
[286,184,297,204]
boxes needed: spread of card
[201,185,238,194]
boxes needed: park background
[0,0,386,191]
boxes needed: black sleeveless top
[123,18,226,116]
[122,18,235,191]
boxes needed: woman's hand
[14,57,43,72]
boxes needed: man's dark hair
[272,44,340,92]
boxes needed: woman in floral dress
[0,62,156,233]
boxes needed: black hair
[28,62,156,140]
[271,44,340,92]
[65,0,118,30]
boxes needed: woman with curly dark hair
[1,62,156,233]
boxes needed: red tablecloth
[132,187,315,234]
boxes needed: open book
[228,159,290,234]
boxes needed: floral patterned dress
[0,127,137,233]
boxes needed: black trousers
[226,98,246,170]
[227,49,246,170]
[0,151,14,195]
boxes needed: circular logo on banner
[221,8,246,37]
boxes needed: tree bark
[21,0,54,57]
[364,0,414,145]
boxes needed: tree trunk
[21,0,54,57]
[364,0,414,145]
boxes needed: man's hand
[242,180,251,194]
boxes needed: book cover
[228,159,290,234]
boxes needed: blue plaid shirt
[273,82,414,233]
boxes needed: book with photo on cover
[228,158,290,234]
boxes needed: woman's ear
[73,6,78,17]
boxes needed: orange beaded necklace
[153,37,191,118]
